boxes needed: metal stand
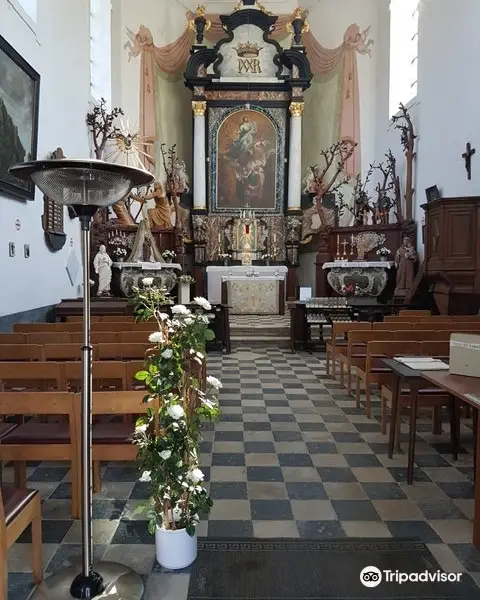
[32,207,144,600]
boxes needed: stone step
[230,327,290,338]
[231,335,290,349]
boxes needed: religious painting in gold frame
[209,105,286,213]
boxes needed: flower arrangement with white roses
[376,247,391,258]
[162,249,176,261]
[178,274,195,284]
[218,253,231,261]
[129,277,173,322]
[261,253,273,261]
[131,296,220,537]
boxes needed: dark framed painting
[208,104,286,214]
[425,185,441,203]
[0,35,40,200]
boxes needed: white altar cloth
[206,265,288,303]
[322,261,393,269]
[223,276,282,315]
[113,261,182,271]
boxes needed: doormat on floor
[187,539,477,599]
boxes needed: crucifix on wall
[462,142,476,180]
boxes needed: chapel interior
[1,0,480,598]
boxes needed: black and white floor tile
[5,348,480,599]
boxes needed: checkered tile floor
[5,349,480,599]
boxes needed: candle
[274,233,277,243]
[218,233,221,243]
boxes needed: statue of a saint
[131,181,172,229]
[93,244,113,296]
[111,195,135,226]
[394,236,418,295]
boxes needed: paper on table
[403,361,449,371]
[394,356,440,364]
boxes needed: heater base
[31,561,144,600]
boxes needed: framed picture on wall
[425,185,441,203]
[0,35,40,200]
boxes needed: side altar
[113,261,182,297]
[322,260,394,297]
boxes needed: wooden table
[383,358,458,485]
[420,371,480,547]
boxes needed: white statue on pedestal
[93,244,113,296]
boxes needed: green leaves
[135,370,149,381]
[204,328,216,342]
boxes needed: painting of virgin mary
[216,109,277,210]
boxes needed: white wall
[111,0,189,123]
[375,0,480,256]
[0,0,91,316]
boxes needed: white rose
[196,351,204,360]
[159,449,172,460]
[184,317,194,325]
[142,277,154,286]
[206,375,222,390]
[194,297,211,311]
[171,304,190,315]
[135,423,148,433]
[167,404,185,420]
[149,331,164,344]
[187,468,204,484]
[158,313,169,321]
[139,470,151,482]
[171,421,180,430]
[161,348,173,359]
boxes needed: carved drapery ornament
[192,101,207,116]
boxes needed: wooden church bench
[0,392,79,518]
[85,391,153,493]
[0,362,66,392]
[0,345,43,362]
[372,321,413,330]
[64,361,127,392]
[27,332,71,345]
[399,310,432,316]
[355,341,419,418]
[0,334,26,345]
[0,485,42,600]
[70,331,119,344]
[325,322,371,379]
[96,343,151,361]
[339,330,391,394]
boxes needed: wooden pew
[85,391,153,493]
[0,345,42,361]
[0,392,79,518]
[326,322,371,379]
[64,361,127,392]
[0,486,42,598]
[399,310,431,316]
[355,340,418,418]
[339,330,391,394]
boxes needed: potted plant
[376,247,391,262]
[177,274,195,305]
[162,249,176,263]
[112,246,128,262]
[218,253,231,266]
[129,277,173,321]
[130,294,219,569]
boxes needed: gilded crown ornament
[234,42,262,58]
[234,0,271,14]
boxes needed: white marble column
[192,101,207,210]
[287,102,304,211]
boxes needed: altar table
[113,261,182,297]
[221,276,285,315]
[206,265,288,304]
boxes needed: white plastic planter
[155,526,197,570]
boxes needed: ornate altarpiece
[184,1,312,298]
